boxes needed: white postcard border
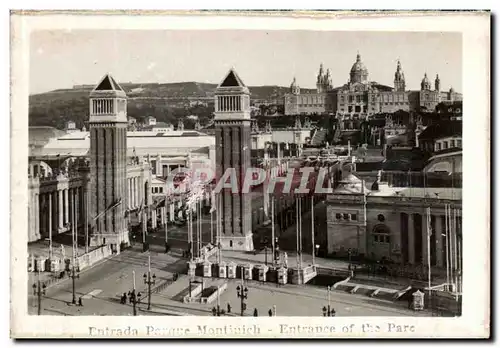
[10,11,490,338]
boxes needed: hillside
[29,82,315,129]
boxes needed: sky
[29,30,462,95]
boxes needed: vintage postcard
[10,10,490,338]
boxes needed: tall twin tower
[86,69,254,252]
[88,74,129,251]
[214,69,254,251]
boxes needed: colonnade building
[325,171,462,272]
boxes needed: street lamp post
[327,285,331,316]
[144,256,156,311]
[32,278,47,315]
[143,272,156,311]
[70,264,80,305]
[127,289,142,316]
[128,271,141,316]
[236,285,249,316]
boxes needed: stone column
[408,213,415,264]
[64,189,69,225]
[156,155,161,175]
[58,190,64,229]
[35,193,40,240]
[47,192,52,233]
[422,213,429,266]
[435,214,443,267]
[151,209,156,229]
[39,194,46,236]
[127,179,130,210]
[133,177,137,208]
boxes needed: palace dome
[350,53,368,73]
[349,53,369,84]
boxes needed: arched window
[372,224,391,244]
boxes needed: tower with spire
[394,60,406,92]
[213,68,253,251]
[316,63,324,93]
[434,74,441,91]
[290,77,300,95]
[88,74,129,250]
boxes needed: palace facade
[284,53,463,119]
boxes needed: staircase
[332,127,342,144]
[310,128,327,146]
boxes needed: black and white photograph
[10,11,490,338]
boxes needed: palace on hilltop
[284,53,463,120]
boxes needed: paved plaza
[28,248,433,317]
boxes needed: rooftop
[31,130,215,158]
[367,186,462,200]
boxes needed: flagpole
[295,196,299,271]
[299,196,303,270]
[457,208,462,294]
[311,195,315,266]
[427,207,431,290]
[451,205,456,293]
[218,192,222,263]
[271,195,275,267]
[189,207,193,261]
[75,190,79,258]
[444,204,450,287]
[210,191,214,246]
[85,181,89,254]
[453,208,458,298]
[165,194,168,251]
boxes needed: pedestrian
[253,308,258,317]
[227,303,231,314]
[78,297,83,307]
[268,309,273,317]
[330,308,336,317]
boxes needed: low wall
[73,245,112,271]
[200,282,228,304]
[28,245,112,273]
[288,266,317,285]
[182,281,205,303]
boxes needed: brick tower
[88,74,129,252]
[214,68,253,251]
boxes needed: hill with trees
[29,82,315,130]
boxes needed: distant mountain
[29,82,315,129]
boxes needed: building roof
[333,173,369,194]
[29,126,66,147]
[93,74,124,92]
[90,74,126,98]
[219,68,246,88]
[350,53,368,73]
[367,186,462,200]
[36,130,215,158]
[143,122,173,130]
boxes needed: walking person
[268,309,273,317]
[253,308,258,317]
[78,297,83,307]
[227,303,231,314]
